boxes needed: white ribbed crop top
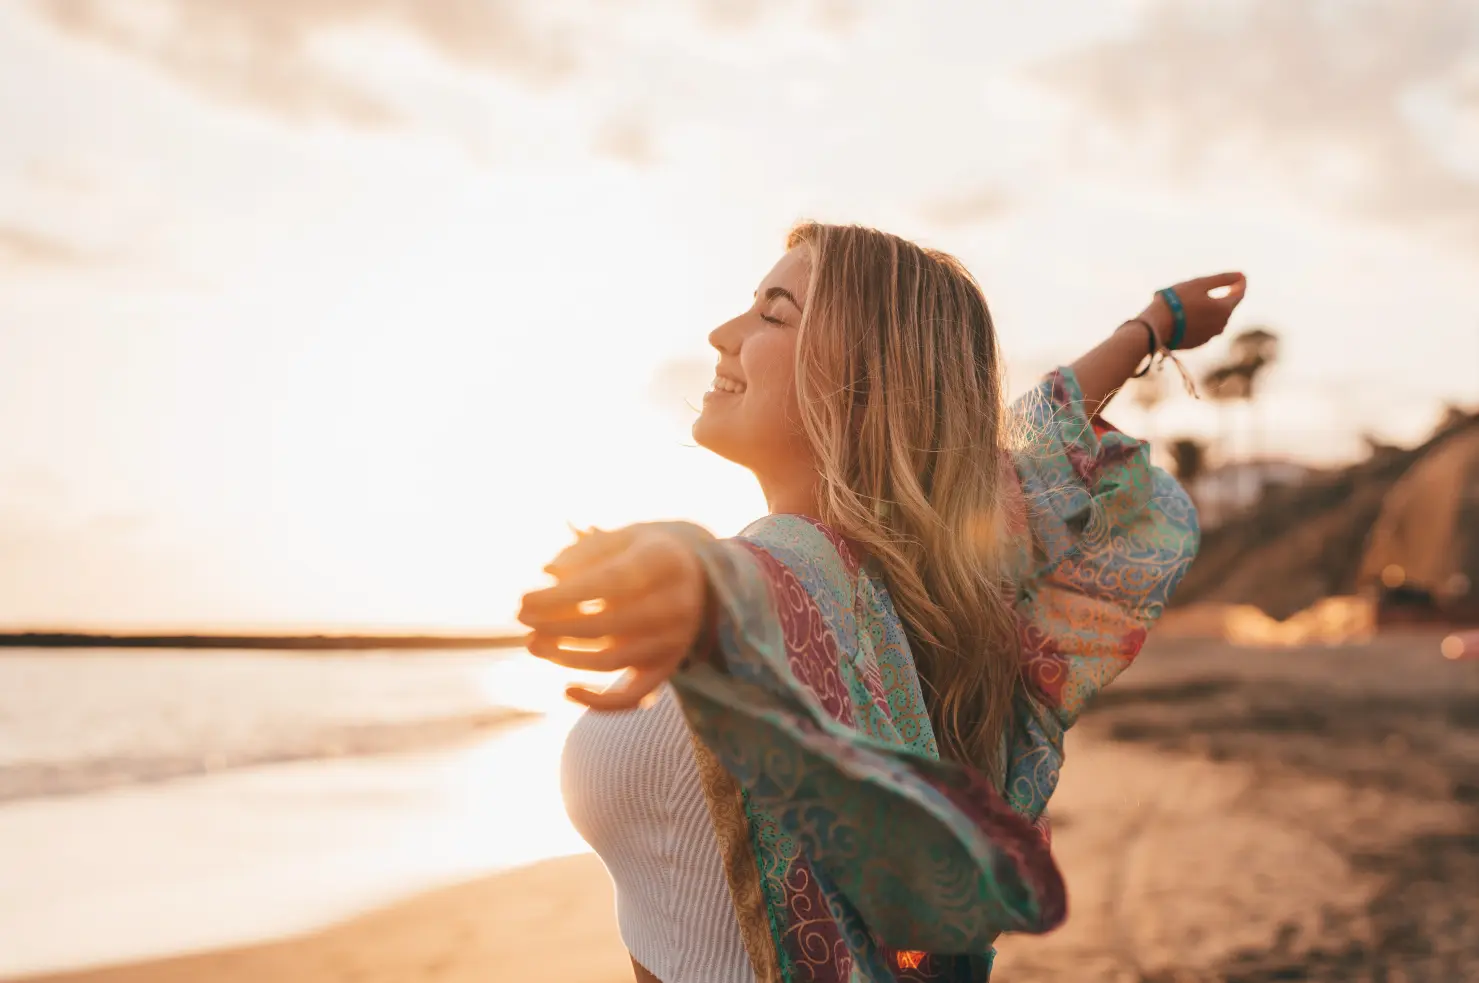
[560,685,754,983]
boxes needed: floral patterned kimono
[665,368,1200,982]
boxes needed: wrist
[1135,296,1174,347]
[1115,319,1148,342]
[1116,317,1159,354]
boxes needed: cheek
[744,335,801,430]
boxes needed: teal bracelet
[1157,287,1187,350]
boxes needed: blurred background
[1,1,1477,981]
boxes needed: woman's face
[692,247,813,477]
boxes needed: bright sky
[1,0,1476,631]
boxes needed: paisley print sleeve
[1002,367,1201,819]
[666,515,1067,962]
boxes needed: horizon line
[0,631,530,652]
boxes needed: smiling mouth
[710,376,747,395]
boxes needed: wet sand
[21,853,630,983]
[21,632,1479,983]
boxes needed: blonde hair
[787,221,1021,786]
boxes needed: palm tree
[1169,437,1208,518]
[1202,363,1249,521]
[1202,327,1281,515]
[1230,327,1280,377]
[1229,327,1280,505]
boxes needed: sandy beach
[16,632,1479,983]
[19,854,632,983]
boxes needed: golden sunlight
[7,3,1479,980]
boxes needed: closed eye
[752,285,801,325]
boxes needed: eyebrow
[755,286,803,313]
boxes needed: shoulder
[733,514,863,608]
[737,514,863,575]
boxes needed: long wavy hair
[787,221,1022,786]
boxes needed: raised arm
[1002,270,1257,817]
[1071,273,1247,416]
[1000,366,1198,818]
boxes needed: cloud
[694,0,769,30]
[86,512,152,538]
[810,0,864,34]
[918,187,1012,229]
[22,159,97,196]
[1460,71,1479,113]
[1036,0,1479,246]
[695,0,863,32]
[28,0,579,125]
[0,472,199,629]
[593,115,658,166]
[0,225,94,268]
[0,511,204,630]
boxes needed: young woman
[519,222,1246,983]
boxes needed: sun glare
[209,165,778,629]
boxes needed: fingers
[1213,282,1246,321]
[566,664,670,712]
[522,524,706,711]
[526,546,660,611]
[528,588,689,639]
[533,537,647,606]
[523,546,637,614]
[525,632,617,672]
[1201,274,1247,311]
[1190,271,1246,292]
[1212,277,1246,299]
[528,627,692,713]
[544,526,632,577]
[523,533,691,622]
[525,630,690,673]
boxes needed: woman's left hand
[517,523,710,711]
[1140,272,1248,351]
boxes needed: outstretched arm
[520,518,1069,958]
[1071,273,1247,417]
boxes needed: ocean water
[0,649,605,976]
[0,648,571,802]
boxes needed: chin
[692,413,744,466]
[691,412,720,453]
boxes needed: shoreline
[16,854,631,983]
[0,713,590,979]
[0,705,540,806]
[0,632,528,651]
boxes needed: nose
[709,312,746,355]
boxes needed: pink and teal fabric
[668,367,1200,982]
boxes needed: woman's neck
[757,466,820,518]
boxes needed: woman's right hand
[1140,273,1247,351]
[517,523,711,711]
